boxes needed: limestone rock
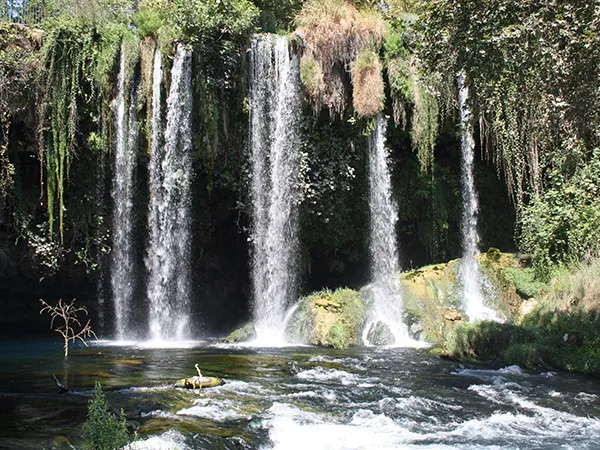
[442,308,464,322]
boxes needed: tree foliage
[419,0,600,268]
[156,0,259,45]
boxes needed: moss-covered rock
[224,324,257,343]
[439,259,600,376]
[399,251,537,345]
[285,288,366,349]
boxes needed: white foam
[575,392,598,403]
[260,404,485,450]
[177,397,252,422]
[453,365,525,384]
[261,403,420,450]
[91,339,204,349]
[140,410,179,420]
[462,383,600,442]
[296,367,366,385]
[125,430,187,450]
[286,388,337,402]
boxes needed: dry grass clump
[351,49,384,118]
[294,0,386,117]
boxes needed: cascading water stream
[249,35,301,343]
[457,71,499,322]
[110,46,139,340]
[364,114,412,346]
[145,44,193,341]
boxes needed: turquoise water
[1,340,600,449]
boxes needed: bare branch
[39,298,97,358]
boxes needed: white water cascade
[364,114,412,346]
[145,44,193,341]
[249,35,301,343]
[457,72,499,322]
[111,47,139,340]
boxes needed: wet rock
[224,324,257,343]
[366,321,395,346]
[175,376,224,389]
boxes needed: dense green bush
[519,150,600,279]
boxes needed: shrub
[83,382,129,450]
[519,150,600,278]
[502,267,546,299]
[133,5,163,38]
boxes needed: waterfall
[364,114,412,346]
[457,72,498,322]
[145,44,193,341]
[249,35,301,343]
[110,46,139,340]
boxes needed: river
[1,340,600,449]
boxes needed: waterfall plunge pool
[1,340,600,449]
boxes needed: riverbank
[443,258,600,377]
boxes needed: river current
[1,340,599,449]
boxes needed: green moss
[224,324,257,343]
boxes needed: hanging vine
[40,21,96,244]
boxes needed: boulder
[365,321,395,346]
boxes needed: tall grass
[351,49,384,117]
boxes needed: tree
[39,298,97,357]
[83,382,130,450]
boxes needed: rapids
[1,341,600,449]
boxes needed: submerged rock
[285,288,366,349]
[175,376,224,389]
[365,321,395,346]
[224,324,257,343]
